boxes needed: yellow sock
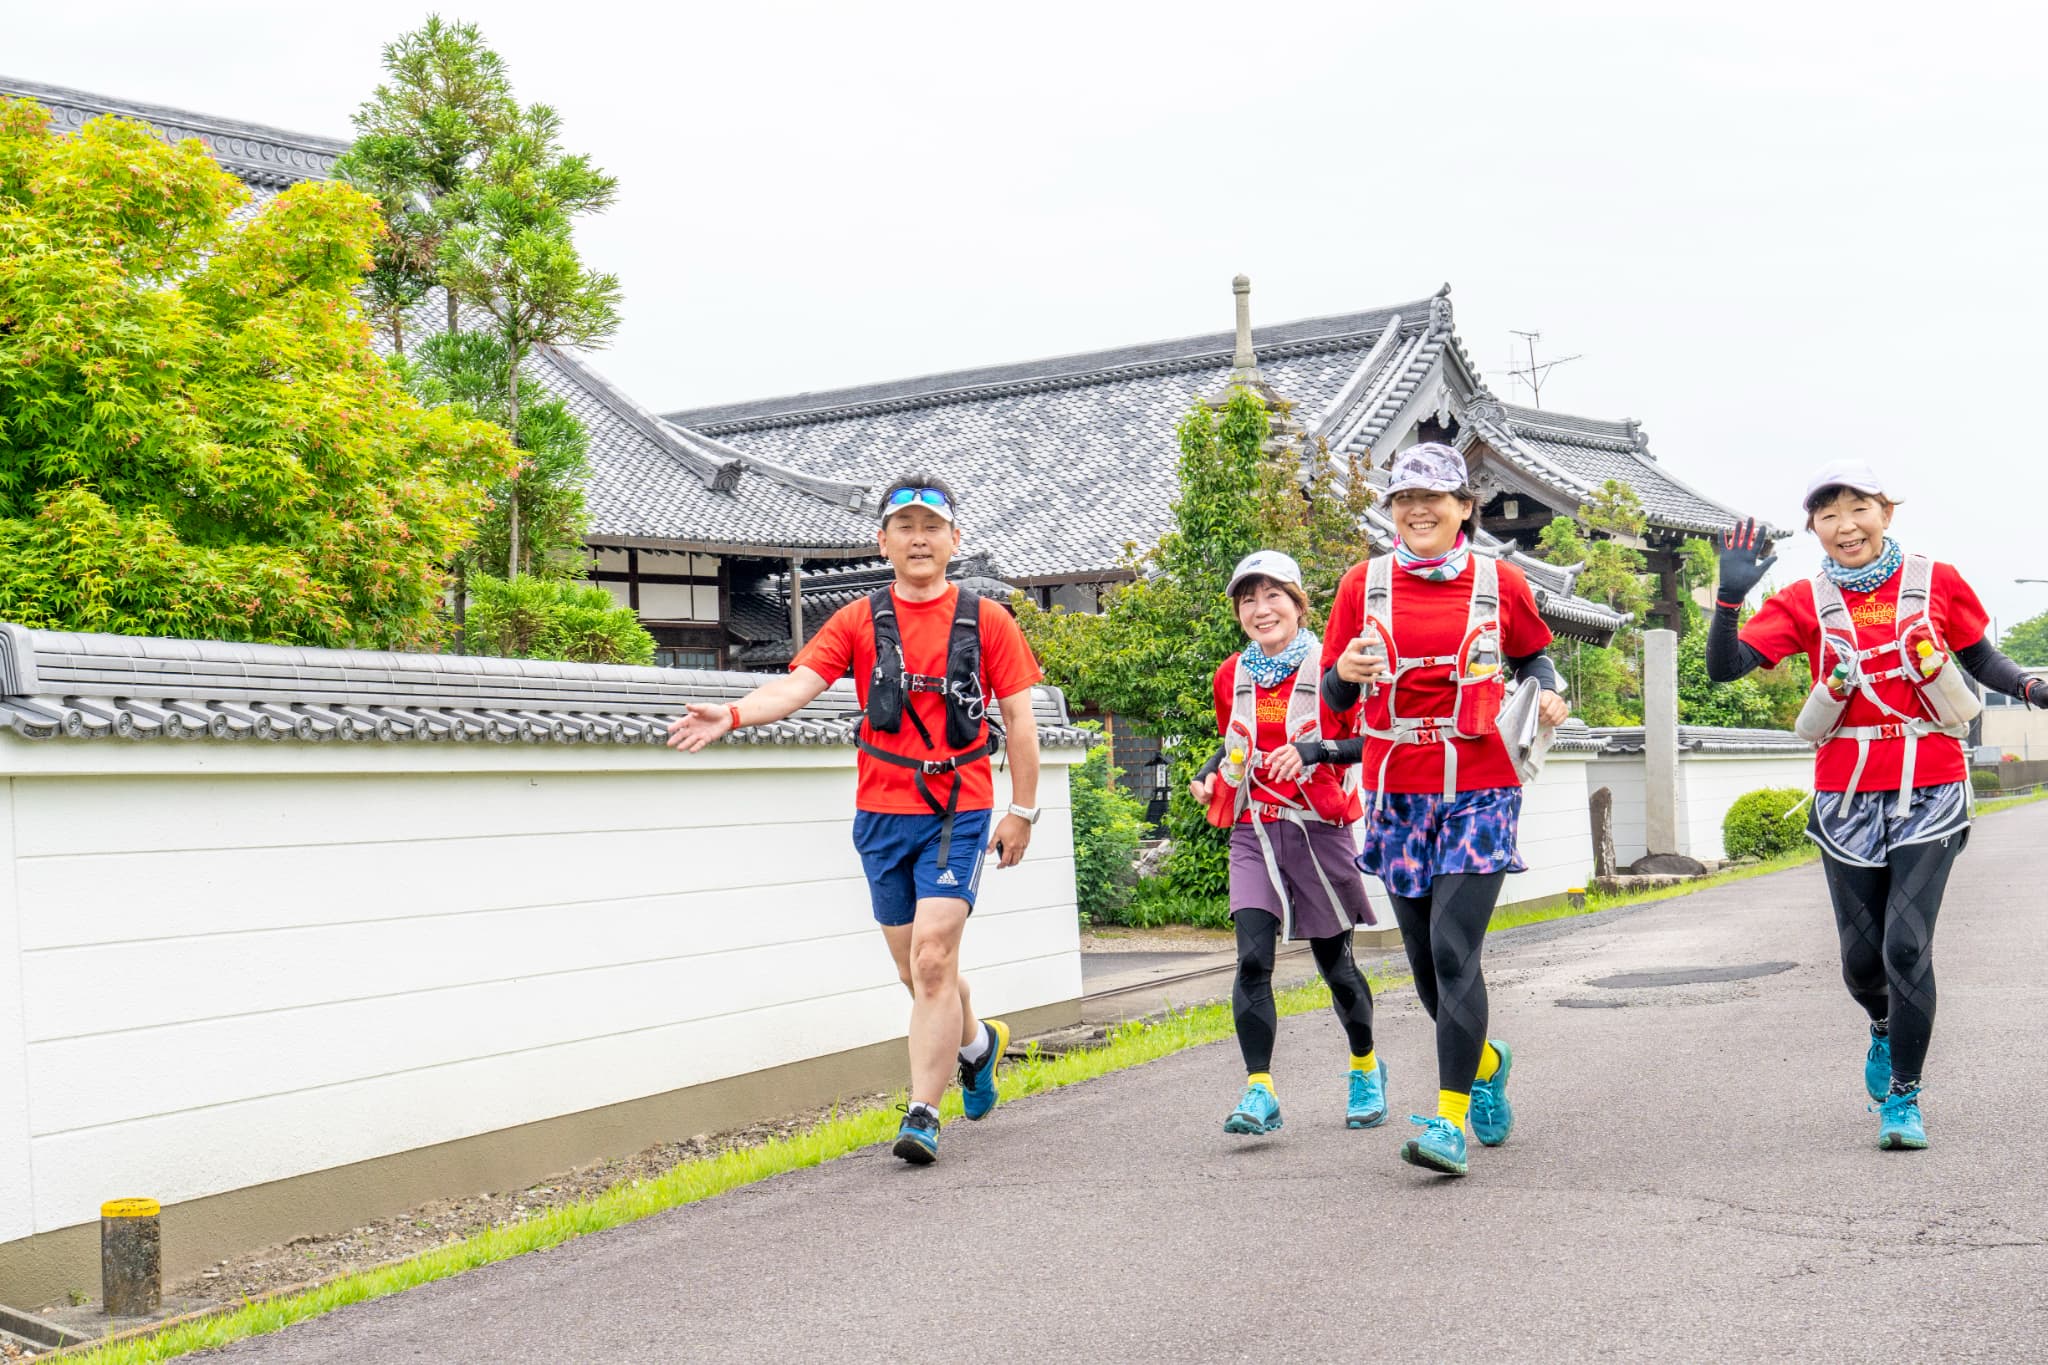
[1247,1072,1275,1094]
[1476,1042,1502,1083]
[1350,1051,1377,1073]
[1438,1090,1471,1127]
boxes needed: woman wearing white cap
[1188,549,1388,1140]
[1709,461,2046,1151]
[1321,442,1569,1178]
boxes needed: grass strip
[62,975,1361,1364]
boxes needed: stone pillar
[1229,274,1263,383]
[100,1198,161,1316]
[1644,628,1680,856]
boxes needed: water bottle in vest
[1794,653,1854,744]
[1454,628,1505,738]
[1900,622,1981,730]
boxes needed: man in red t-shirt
[669,474,1043,1165]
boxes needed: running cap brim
[1226,550,1304,597]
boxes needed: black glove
[2026,679,2048,710]
[1716,517,1777,607]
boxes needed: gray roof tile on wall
[1484,402,1751,537]
[0,624,1088,748]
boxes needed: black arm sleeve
[1955,638,2040,705]
[1292,737,1365,767]
[1197,745,1225,780]
[1506,651,1560,693]
[1706,603,1771,683]
[1322,667,1361,713]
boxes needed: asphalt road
[205,807,2048,1362]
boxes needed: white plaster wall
[1510,751,1596,903]
[0,781,33,1243]
[0,739,1082,1240]
[1678,753,1814,861]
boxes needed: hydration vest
[1208,649,1362,940]
[1358,554,1506,803]
[857,586,1003,871]
[1796,555,1980,813]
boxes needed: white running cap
[1226,550,1303,597]
[1803,459,1890,507]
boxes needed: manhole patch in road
[1586,961,1797,990]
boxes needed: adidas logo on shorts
[937,868,959,887]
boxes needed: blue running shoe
[1399,1115,1468,1176]
[1347,1059,1389,1129]
[1470,1039,1514,1148]
[893,1105,940,1164]
[1224,1082,1283,1135]
[1875,1089,1927,1151]
[958,1019,1010,1121]
[1865,1031,1892,1104]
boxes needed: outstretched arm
[666,667,833,752]
[1955,639,2048,707]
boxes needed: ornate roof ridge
[664,300,1438,433]
[0,74,348,187]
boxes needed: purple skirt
[1229,818,1377,939]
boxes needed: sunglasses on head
[883,487,952,516]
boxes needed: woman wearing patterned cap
[1321,442,1568,1178]
[1709,461,2047,1151]
[1189,549,1388,1140]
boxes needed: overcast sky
[11,2,2047,630]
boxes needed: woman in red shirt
[1709,460,2046,1152]
[1188,550,1386,1140]
[1321,443,1568,1178]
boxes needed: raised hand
[1716,517,1777,605]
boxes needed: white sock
[957,1020,992,1065]
[907,1100,938,1120]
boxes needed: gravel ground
[36,1092,889,1325]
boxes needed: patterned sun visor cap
[1386,441,1469,495]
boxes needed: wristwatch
[1007,803,1041,825]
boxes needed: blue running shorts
[851,808,993,926]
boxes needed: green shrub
[1070,742,1149,923]
[1722,787,1809,861]
[464,574,655,665]
[1971,767,2001,797]
[1115,876,1232,930]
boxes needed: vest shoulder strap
[1365,555,1392,617]
[1810,572,1855,638]
[1467,554,1500,632]
[1897,555,1935,628]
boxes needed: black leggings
[1389,871,1505,1094]
[1820,832,1964,1088]
[1232,910,1376,1074]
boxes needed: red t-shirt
[1739,563,1989,791]
[793,585,1043,814]
[1320,557,1554,793]
[1210,656,1359,823]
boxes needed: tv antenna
[1493,330,1582,409]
